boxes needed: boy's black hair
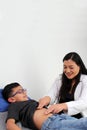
[2,82,21,101]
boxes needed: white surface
[0,0,87,100]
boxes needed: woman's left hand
[44,103,68,114]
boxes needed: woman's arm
[38,96,51,109]
[66,75,87,116]
[38,76,62,109]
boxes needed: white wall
[0,0,87,100]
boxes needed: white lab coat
[46,74,87,117]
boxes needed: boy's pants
[41,114,87,130]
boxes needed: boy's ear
[8,97,16,103]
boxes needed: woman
[38,52,87,118]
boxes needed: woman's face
[63,59,80,79]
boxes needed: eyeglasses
[11,88,27,97]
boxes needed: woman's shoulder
[80,74,87,81]
[53,74,62,85]
[55,74,62,81]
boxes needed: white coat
[46,74,87,117]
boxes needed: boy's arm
[6,119,21,130]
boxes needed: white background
[0,0,87,100]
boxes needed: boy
[2,82,87,130]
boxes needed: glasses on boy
[11,88,27,97]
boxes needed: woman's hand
[37,96,51,109]
[44,103,68,114]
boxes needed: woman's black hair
[59,52,87,103]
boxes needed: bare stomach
[33,108,53,130]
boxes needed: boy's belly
[33,108,53,129]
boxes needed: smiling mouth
[66,73,73,77]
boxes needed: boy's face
[8,86,29,103]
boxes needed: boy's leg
[41,114,87,130]
[60,114,87,130]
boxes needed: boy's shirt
[7,99,39,130]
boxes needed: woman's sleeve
[66,75,87,116]
[46,76,62,104]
